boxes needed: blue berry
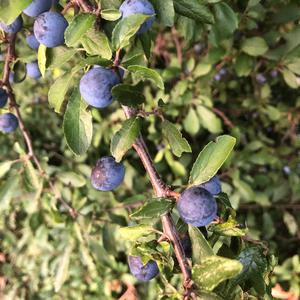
[26,62,42,79]
[0,16,23,34]
[26,34,40,50]
[0,88,8,108]
[91,156,125,191]
[0,113,18,133]
[255,73,267,85]
[200,176,221,195]
[23,0,52,17]
[80,67,119,108]
[34,12,68,48]
[119,0,155,34]
[128,256,159,281]
[177,187,217,227]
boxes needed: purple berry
[80,67,119,108]
[199,176,222,195]
[26,62,42,79]
[26,34,40,50]
[177,187,217,227]
[23,0,52,17]
[0,88,8,108]
[119,0,155,34]
[91,156,125,191]
[128,256,159,281]
[34,12,68,48]
[0,16,23,34]
[255,73,267,85]
[0,113,18,133]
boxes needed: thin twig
[75,0,94,12]
[61,1,76,14]
[212,107,234,129]
[171,27,183,68]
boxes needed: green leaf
[101,9,121,21]
[212,3,238,40]
[57,172,86,188]
[81,28,112,59]
[282,68,299,89]
[193,63,212,77]
[165,150,186,176]
[209,216,247,237]
[37,44,47,78]
[119,224,155,241]
[63,88,93,156]
[173,0,214,24]
[162,120,191,157]
[0,161,15,179]
[0,0,31,25]
[23,159,40,191]
[0,176,19,211]
[111,117,141,162]
[197,105,222,134]
[232,247,268,295]
[65,13,96,47]
[286,58,300,75]
[241,37,268,56]
[196,290,223,300]
[54,244,73,292]
[234,54,253,77]
[283,211,298,235]
[183,107,200,135]
[193,256,243,291]
[152,0,175,27]
[189,135,236,186]
[47,46,78,69]
[128,65,164,90]
[12,61,26,83]
[112,13,150,50]
[188,226,214,264]
[48,72,73,114]
[130,198,174,220]
[47,47,77,69]
[111,83,145,106]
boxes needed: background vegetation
[0,0,300,299]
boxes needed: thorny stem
[1,34,78,220]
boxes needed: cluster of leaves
[0,0,300,299]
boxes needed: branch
[171,27,183,68]
[1,33,78,220]
[63,0,193,296]
[122,107,193,298]
[74,0,94,12]
[212,107,234,129]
